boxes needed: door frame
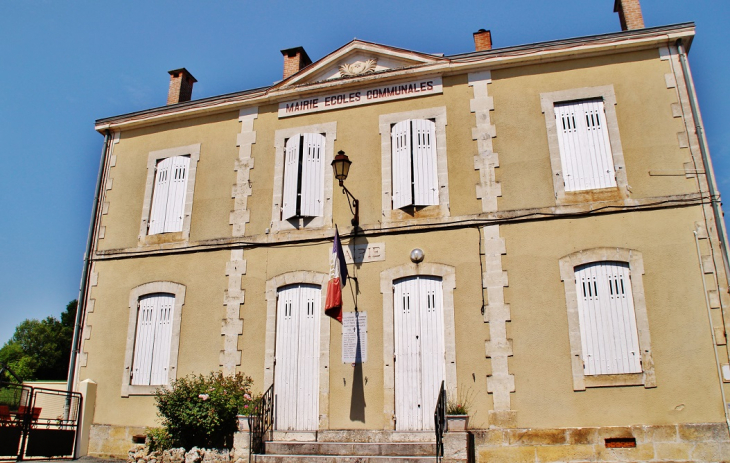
[264,271,330,430]
[380,263,457,430]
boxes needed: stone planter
[237,415,250,432]
[446,414,469,431]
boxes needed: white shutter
[274,284,321,431]
[163,156,190,233]
[131,296,157,385]
[275,286,298,430]
[148,158,172,235]
[295,285,320,430]
[554,100,616,192]
[391,120,413,209]
[300,133,325,218]
[394,276,445,431]
[150,294,175,385]
[575,262,641,375]
[412,120,439,206]
[282,135,301,220]
[418,276,445,430]
[131,293,175,386]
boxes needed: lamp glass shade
[331,151,352,182]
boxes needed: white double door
[274,284,321,431]
[394,276,445,431]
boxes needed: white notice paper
[342,312,367,364]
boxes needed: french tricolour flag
[325,226,348,323]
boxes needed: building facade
[76,1,730,460]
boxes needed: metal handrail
[249,384,274,461]
[434,380,446,462]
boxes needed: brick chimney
[614,0,644,31]
[167,68,197,105]
[473,29,493,52]
[281,46,312,80]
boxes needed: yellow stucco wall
[80,43,725,436]
[98,111,240,251]
[492,49,698,211]
[79,251,229,426]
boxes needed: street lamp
[331,150,359,227]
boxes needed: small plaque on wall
[342,311,367,364]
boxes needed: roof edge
[95,22,695,132]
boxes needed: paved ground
[30,457,126,463]
[77,456,126,463]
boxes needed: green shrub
[154,372,254,449]
[145,427,172,452]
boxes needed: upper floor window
[271,123,336,233]
[149,156,190,234]
[391,119,439,209]
[554,99,616,192]
[282,133,325,220]
[379,107,449,222]
[541,86,628,204]
[139,144,200,244]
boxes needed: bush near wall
[154,372,255,449]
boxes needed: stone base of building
[89,423,148,457]
[89,422,730,462]
[473,422,730,462]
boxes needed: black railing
[0,382,81,461]
[434,380,446,462]
[249,384,274,461]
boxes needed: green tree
[0,300,77,381]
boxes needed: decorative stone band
[221,249,246,374]
[98,132,120,242]
[481,225,515,427]
[469,71,500,213]
[230,107,257,238]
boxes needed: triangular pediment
[277,40,448,88]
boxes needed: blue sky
[0,0,728,345]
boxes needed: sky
[0,0,728,345]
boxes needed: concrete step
[265,441,437,457]
[255,456,438,463]
[316,430,435,443]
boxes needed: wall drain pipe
[677,39,730,283]
[66,130,111,394]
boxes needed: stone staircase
[253,430,441,463]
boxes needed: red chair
[0,405,10,425]
[16,406,41,422]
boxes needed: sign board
[344,242,385,265]
[278,77,443,118]
[342,311,367,364]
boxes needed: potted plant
[445,396,470,431]
[236,392,258,432]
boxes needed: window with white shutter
[391,119,439,209]
[148,155,190,235]
[282,133,325,220]
[553,99,616,192]
[559,249,655,390]
[574,261,641,376]
[131,293,175,386]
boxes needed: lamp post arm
[339,183,359,228]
